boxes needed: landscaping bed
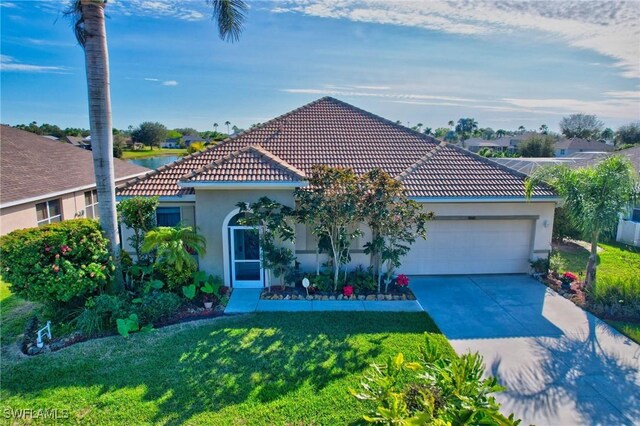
[260,286,416,301]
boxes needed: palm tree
[232,125,240,134]
[539,124,549,134]
[142,225,207,272]
[423,127,432,136]
[225,120,231,134]
[525,156,638,288]
[496,129,507,138]
[213,122,218,133]
[518,125,526,134]
[448,120,455,129]
[67,0,247,287]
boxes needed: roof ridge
[396,141,447,181]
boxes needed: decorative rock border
[260,291,416,301]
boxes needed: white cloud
[282,87,477,103]
[276,1,640,79]
[603,91,640,99]
[0,2,18,8]
[144,77,160,81]
[162,80,178,86]
[110,0,206,22]
[502,97,639,119]
[0,55,68,73]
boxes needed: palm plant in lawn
[66,0,247,288]
[142,226,206,273]
[525,156,638,289]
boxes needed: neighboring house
[0,126,149,235]
[42,135,60,141]
[117,97,558,288]
[161,138,181,149]
[615,146,640,247]
[64,135,91,150]
[554,138,614,157]
[182,135,208,147]
[462,132,538,153]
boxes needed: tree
[600,127,614,141]
[482,127,495,140]
[67,0,247,290]
[361,169,432,292]
[518,134,555,157]
[213,122,218,133]
[518,125,526,133]
[615,122,640,146]
[496,129,507,138]
[131,122,168,149]
[142,225,206,272]
[525,156,638,288]
[113,132,127,158]
[559,114,604,140]
[455,118,478,141]
[423,127,432,136]
[116,196,159,263]
[434,127,449,138]
[173,127,199,136]
[232,125,240,134]
[295,166,364,290]
[539,124,549,134]
[444,130,458,142]
[225,120,231,134]
[447,120,455,129]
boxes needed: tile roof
[184,145,306,182]
[117,97,554,199]
[555,138,614,152]
[1,126,150,206]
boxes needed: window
[156,207,181,227]
[36,199,62,226]
[560,149,565,155]
[84,190,99,219]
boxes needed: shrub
[352,336,520,425]
[310,273,334,292]
[588,276,640,320]
[347,265,376,292]
[0,220,114,307]
[549,253,566,274]
[75,294,130,336]
[553,207,581,242]
[135,292,182,324]
[117,196,158,263]
[157,261,197,292]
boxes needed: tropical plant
[66,0,248,289]
[116,313,152,338]
[352,336,520,425]
[117,196,158,263]
[135,292,182,324]
[142,225,206,273]
[295,166,365,290]
[361,169,432,292]
[182,272,223,300]
[455,117,478,141]
[525,156,639,288]
[74,293,130,336]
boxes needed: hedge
[0,219,114,306]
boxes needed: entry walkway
[224,288,423,313]
[411,275,640,426]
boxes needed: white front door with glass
[229,226,264,288]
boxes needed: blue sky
[1,0,639,133]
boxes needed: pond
[127,155,181,170]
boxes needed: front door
[229,226,263,288]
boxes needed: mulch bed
[260,286,416,301]
[22,302,226,356]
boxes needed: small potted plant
[202,294,214,310]
[342,284,354,298]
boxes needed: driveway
[411,275,640,426]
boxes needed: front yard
[1,284,451,424]
[552,240,640,343]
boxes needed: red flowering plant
[396,274,409,287]
[343,285,354,297]
[560,271,579,287]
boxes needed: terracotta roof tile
[117,97,554,198]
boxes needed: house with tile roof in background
[118,97,559,288]
[554,137,615,157]
[0,126,149,235]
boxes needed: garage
[402,218,535,275]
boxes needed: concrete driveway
[411,275,640,426]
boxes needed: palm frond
[208,0,247,43]
[63,0,87,46]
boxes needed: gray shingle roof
[1,126,150,206]
[117,97,554,199]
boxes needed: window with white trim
[84,190,99,219]
[36,199,62,226]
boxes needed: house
[615,146,640,247]
[554,138,614,157]
[161,138,181,149]
[0,126,149,235]
[463,132,538,153]
[64,135,91,150]
[182,135,208,147]
[117,97,558,287]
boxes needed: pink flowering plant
[396,274,409,287]
[0,220,114,306]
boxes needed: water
[127,155,181,170]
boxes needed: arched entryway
[222,209,264,288]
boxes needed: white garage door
[402,219,534,275]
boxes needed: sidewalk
[224,288,423,314]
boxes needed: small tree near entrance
[237,197,295,291]
[295,166,364,291]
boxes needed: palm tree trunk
[585,231,599,289]
[81,0,122,289]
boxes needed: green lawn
[1,280,451,425]
[553,241,640,343]
[121,147,187,159]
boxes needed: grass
[0,278,39,346]
[552,240,640,343]
[121,147,187,159]
[1,281,451,425]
